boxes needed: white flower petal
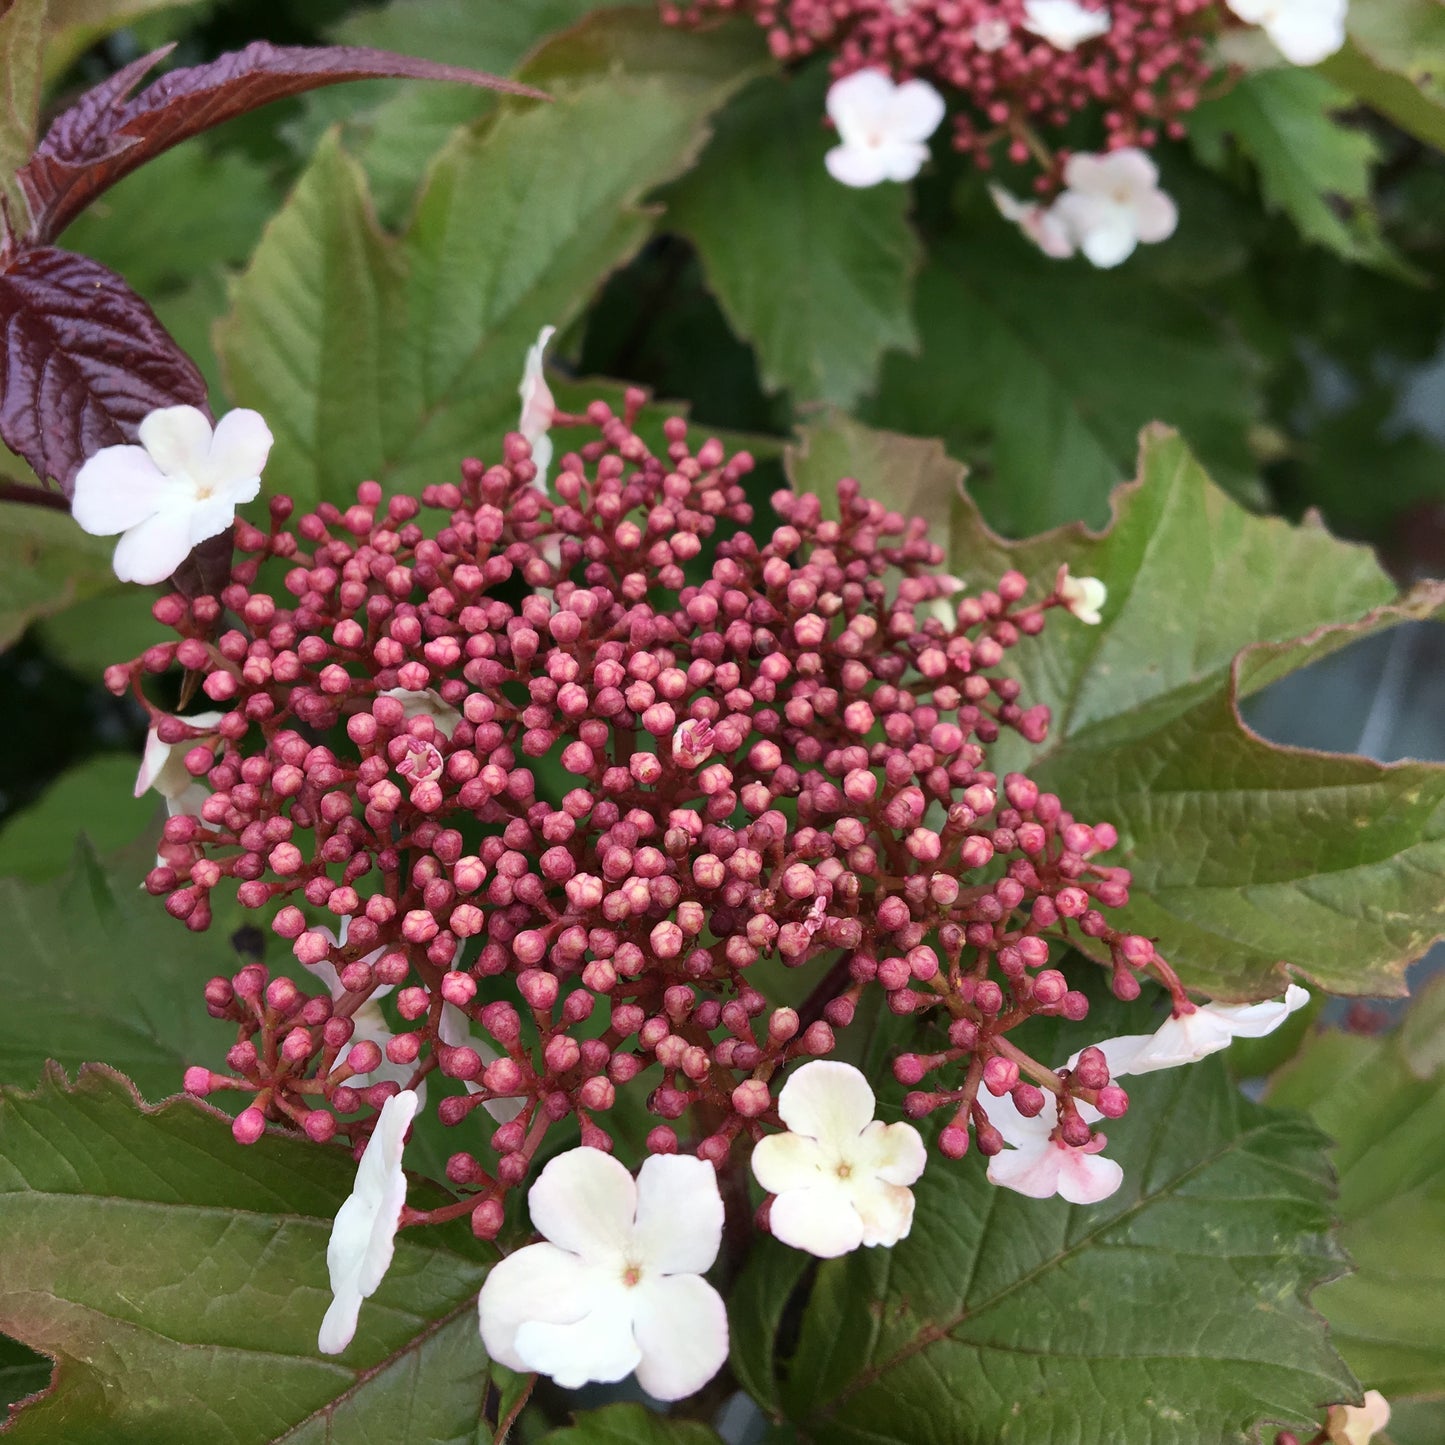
[377,687,462,739]
[202,408,273,488]
[751,1130,828,1196]
[111,506,195,585]
[630,1272,730,1402]
[184,489,251,548]
[777,1059,878,1143]
[526,1146,637,1264]
[890,79,947,143]
[853,1118,928,1187]
[318,1089,418,1354]
[70,446,172,535]
[478,1242,606,1373]
[512,1279,643,1389]
[825,142,892,188]
[138,405,213,477]
[826,68,897,142]
[631,1153,724,1276]
[1054,1147,1124,1205]
[848,1173,917,1247]
[979,1083,1055,1149]
[878,139,932,183]
[1023,0,1111,50]
[987,1140,1066,1199]
[769,1180,866,1257]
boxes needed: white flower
[1059,569,1107,624]
[1227,0,1347,67]
[1022,0,1111,50]
[671,717,716,769]
[1327,1390,1391,1445]
[377,687,461,739]
[477,1147,729,1401]
[318,1088,418,1354]
[518,325,557,487]
[71,406,272,585]
[973,17,1012,50]
[1051,149,1178,268]
[135,710,225,818]
[750,1060,927,1257]
[824,69,946,188]
[985,1087,1124,1205]
[990,184,1076,259]
[1087,985,1310,1077]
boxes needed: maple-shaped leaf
[18,41,542,243]
[0,246,207,489]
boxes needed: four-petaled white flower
[824,69,946,188]
[1087,985,1310,1077]
[990,184,1076,259]
[71,405,273,585]
[1051,148,1178,268]
[1327,1390,1391,1445]
[750,1060,927,1257]
[135,710,225,818]
[318,1088,418,1354]
[1059,569,1107,624]
[378,686,462,739]
[519,325,558,488]
[478,1147,729,1401]
[1227,0,1347,67]
[985,1086,1124,1205]
[1022,0,1112,50]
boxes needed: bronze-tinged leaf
[19,41,545,242]
[0,247,207,490]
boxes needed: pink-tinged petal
[769,1180,865,1257]
[519,325,556,442]
[111,507,194,585]
[777,1059,877,1144]
[512,1279,642,1389]
[135,727,174,797]
[138,405,213,477]
[879,139,931,183]
[1100,146,1159,195]
[203,409,273,487]
[631,1272,730,1401]
[477,1241,604,1373]
[527,1146,637,1264]
[1054,1146,1124,1206]
[825,143,891,188]
[979,1085,1055,1150]
[987,1141,1065,1199]
[71,445,171,535]
[826,68,896,142]
[632,1153,724,1275]
[1132,188,1178,244]
[165,781,211,818]
[889,79,946,142]
[849,1174,917,1247]
[530,432,554,490]
[750,1130,827,1196]
[1061,151,1110,194]
[853,1118,927,1186]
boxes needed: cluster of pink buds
[662,0,1223,182]
[112,387,1190,1238]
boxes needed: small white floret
[1226,0,1347,67]
[1059,569,1108,624]
[518,325,557,488]
[1022,0,1111,50]
[71,406,272,585]
[984,1087,1123,1205]
[824,69,946,188]
[1051,149,1178,268]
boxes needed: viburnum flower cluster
[663,0,1349,263]
[92,354,1307,1394]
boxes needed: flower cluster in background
[663,0,1349,264]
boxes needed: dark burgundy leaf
[20,41,545,241]
[0,247,208,491]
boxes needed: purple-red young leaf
[0,247,208,490]
[19,41,545,241]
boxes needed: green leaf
[41,0,199,82]
[0,755,153,881]
[666,69,920,408]
[538,1403,725,1444]
[0,0,45,225]
[218,10,763,510]
[1190,69,1406,273]
[1320,0,1445,152]
[0,1333,50,1413]
[865,237,1262,537]
[789,416,1445,1000]
[1268,999,1445,1407]
[774,1053,1353,1443]
[0,840,238,1096]
[727,1237,813,1418]
[0,501,117,653]
[284,0,631,224]
[0,1066,501,1444]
